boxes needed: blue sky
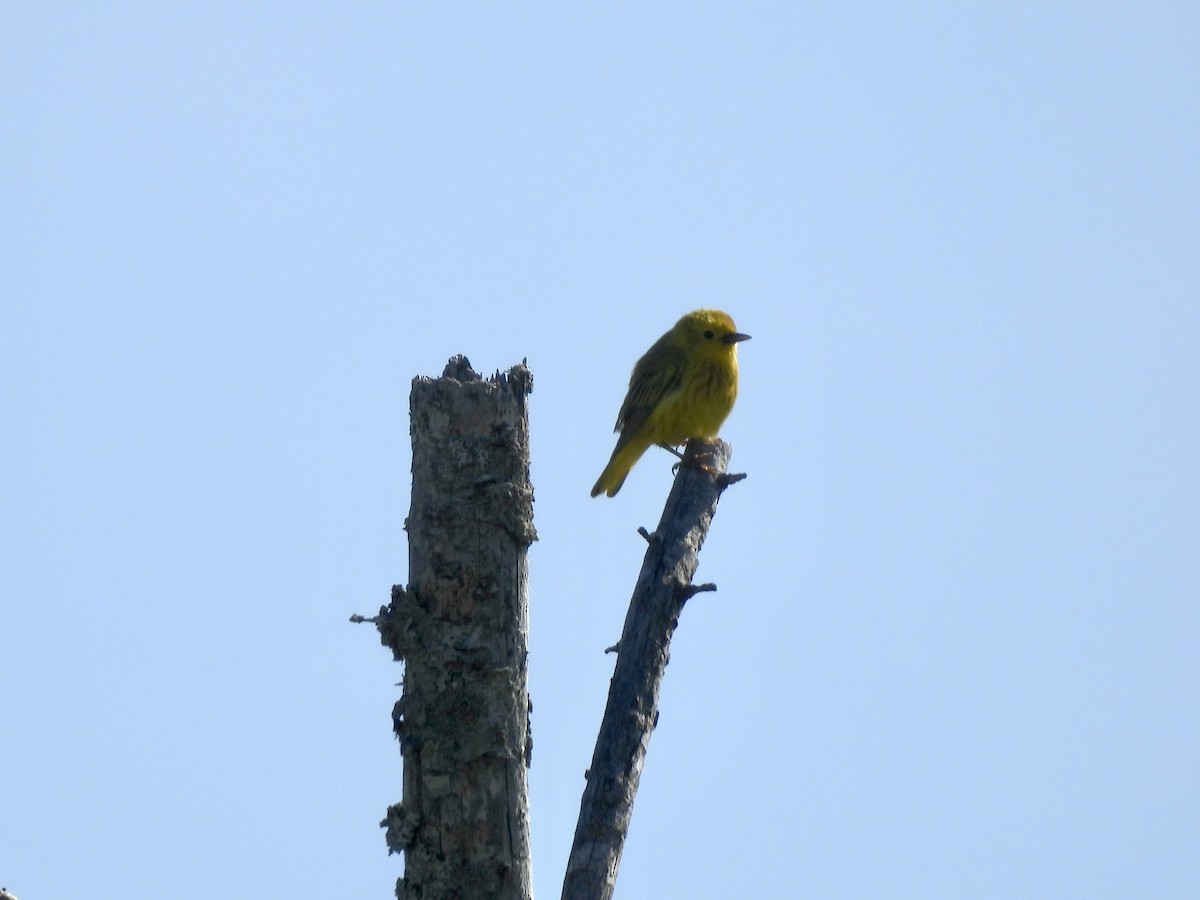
[3,3,1198,898]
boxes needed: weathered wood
[378,356,535,900]
[561,439,743,900]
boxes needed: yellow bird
[591,308,750,497]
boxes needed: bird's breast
[647,353,738,444]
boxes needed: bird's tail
[590,437,651,497]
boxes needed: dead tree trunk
[561,438,743,900]
[375,356,536,900]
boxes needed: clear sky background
[3,4,1198,899]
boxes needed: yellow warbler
[591,308,750,498]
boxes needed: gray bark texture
[561,438,743,900]
[377,356,536,900]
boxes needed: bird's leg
[666,439,720,475]
[658,443,688,474]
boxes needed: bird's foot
[668,439,719,475]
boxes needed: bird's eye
[703,330,714,339]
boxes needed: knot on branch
[371,585,428,661]
[381,803,418,854]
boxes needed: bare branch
[562,438,743,900]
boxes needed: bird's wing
[611,333,686,453]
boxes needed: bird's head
[672,308,751,356]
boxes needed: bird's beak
[723,332,751,344]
